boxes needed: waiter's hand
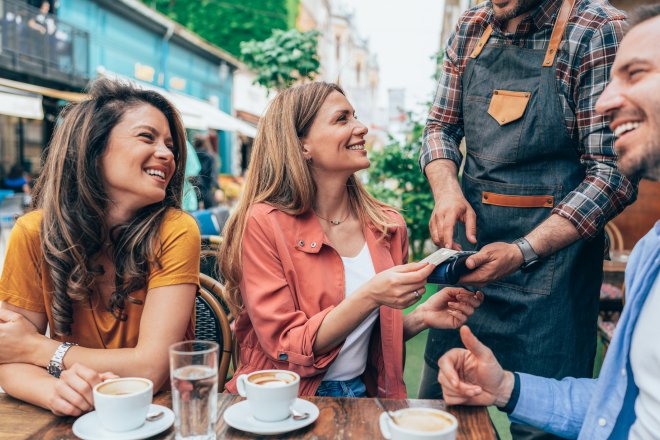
[429,192,477,250]
[459,242,523,286]
[425,160,477,250]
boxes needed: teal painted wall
[58,0,235,174]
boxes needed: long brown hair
[31,78,187,336]
[219,82,397,315]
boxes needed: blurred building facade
[0,0,89,176]
[1,0,254,178]
[297,0,381,130]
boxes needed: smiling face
[301,91,369,177]
[596,16,660,181]
[100,104,176,217]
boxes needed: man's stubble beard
[494,0,544,22]
[639,146,660,181]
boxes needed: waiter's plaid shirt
[420,0,637,239]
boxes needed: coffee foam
[248,371,296,386]
[97,379,150,396]
[394,410,454,433]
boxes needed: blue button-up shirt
[509,221,660,439]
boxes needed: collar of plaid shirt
[488,0,564,37]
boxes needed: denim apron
[425,0,604,381]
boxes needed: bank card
[421,248,459,265]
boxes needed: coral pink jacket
[224,203,409,398]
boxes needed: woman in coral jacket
[220,82,483,398]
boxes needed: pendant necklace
[315,206,350,225]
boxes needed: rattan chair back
[195,275,233,390]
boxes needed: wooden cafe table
[0,391,496,439]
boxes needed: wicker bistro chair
[195,275,233,390]
[200,235,223,281]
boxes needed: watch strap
[47,342,77,378]
[513,237,540,266]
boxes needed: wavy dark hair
[30,78,187,336]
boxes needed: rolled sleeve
[240,214,341,377]
[420,30,466,173]
[554,19,636,238]
[148,211,201,290]
[0,214,46,313]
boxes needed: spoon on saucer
[290,408,310,421]
[146,411,164,422]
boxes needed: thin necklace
[315,206,350,226]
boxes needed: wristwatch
[47,342,77,378]
[513,237,542,273]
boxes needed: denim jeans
[315,377,367,398]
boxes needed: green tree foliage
[143,0,298,57]
[365,116,435,261]
[240,29,321,90]
[366,50,445,260]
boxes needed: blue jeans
[315,377,367,398]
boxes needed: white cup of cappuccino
[379,407,458,440]
[236,370,300,422]
[93,377,153,432]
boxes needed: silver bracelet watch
[47,342,77,378]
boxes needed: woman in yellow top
[0,79,200,416]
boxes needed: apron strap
[542,0,576,67]
[470,24,494,59]
[470,0,575,64]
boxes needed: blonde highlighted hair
[219,82,397,315]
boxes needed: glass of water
[169,341,219,440]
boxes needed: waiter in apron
[418,0,637,438]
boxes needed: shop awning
[0,88,44,119]
[233,118,258,138]
[0,78,88,102]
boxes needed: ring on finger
[413,289,420,300]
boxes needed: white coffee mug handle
[379,413,392,439]
[236,374,249,397]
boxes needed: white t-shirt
[629,274,660,439]
[323,243,379,381]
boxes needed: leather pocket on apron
[487,90,531,126]
[482,192,554,208]
[462,173,559,296]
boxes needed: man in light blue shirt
[437,5,660,439]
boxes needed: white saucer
[72,404,174,440]
[223,398,319,435]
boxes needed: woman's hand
[47,363,118,417]
[418,287,484,329]
[0,308,41,364]
[361,262,436,310]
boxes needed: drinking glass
[169,341,219,440]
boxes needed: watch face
[47,362,61,378]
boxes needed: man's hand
[425,160,477,250]
[459,242,524,286]
[438,326,514,406]
[429,193,477,250]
